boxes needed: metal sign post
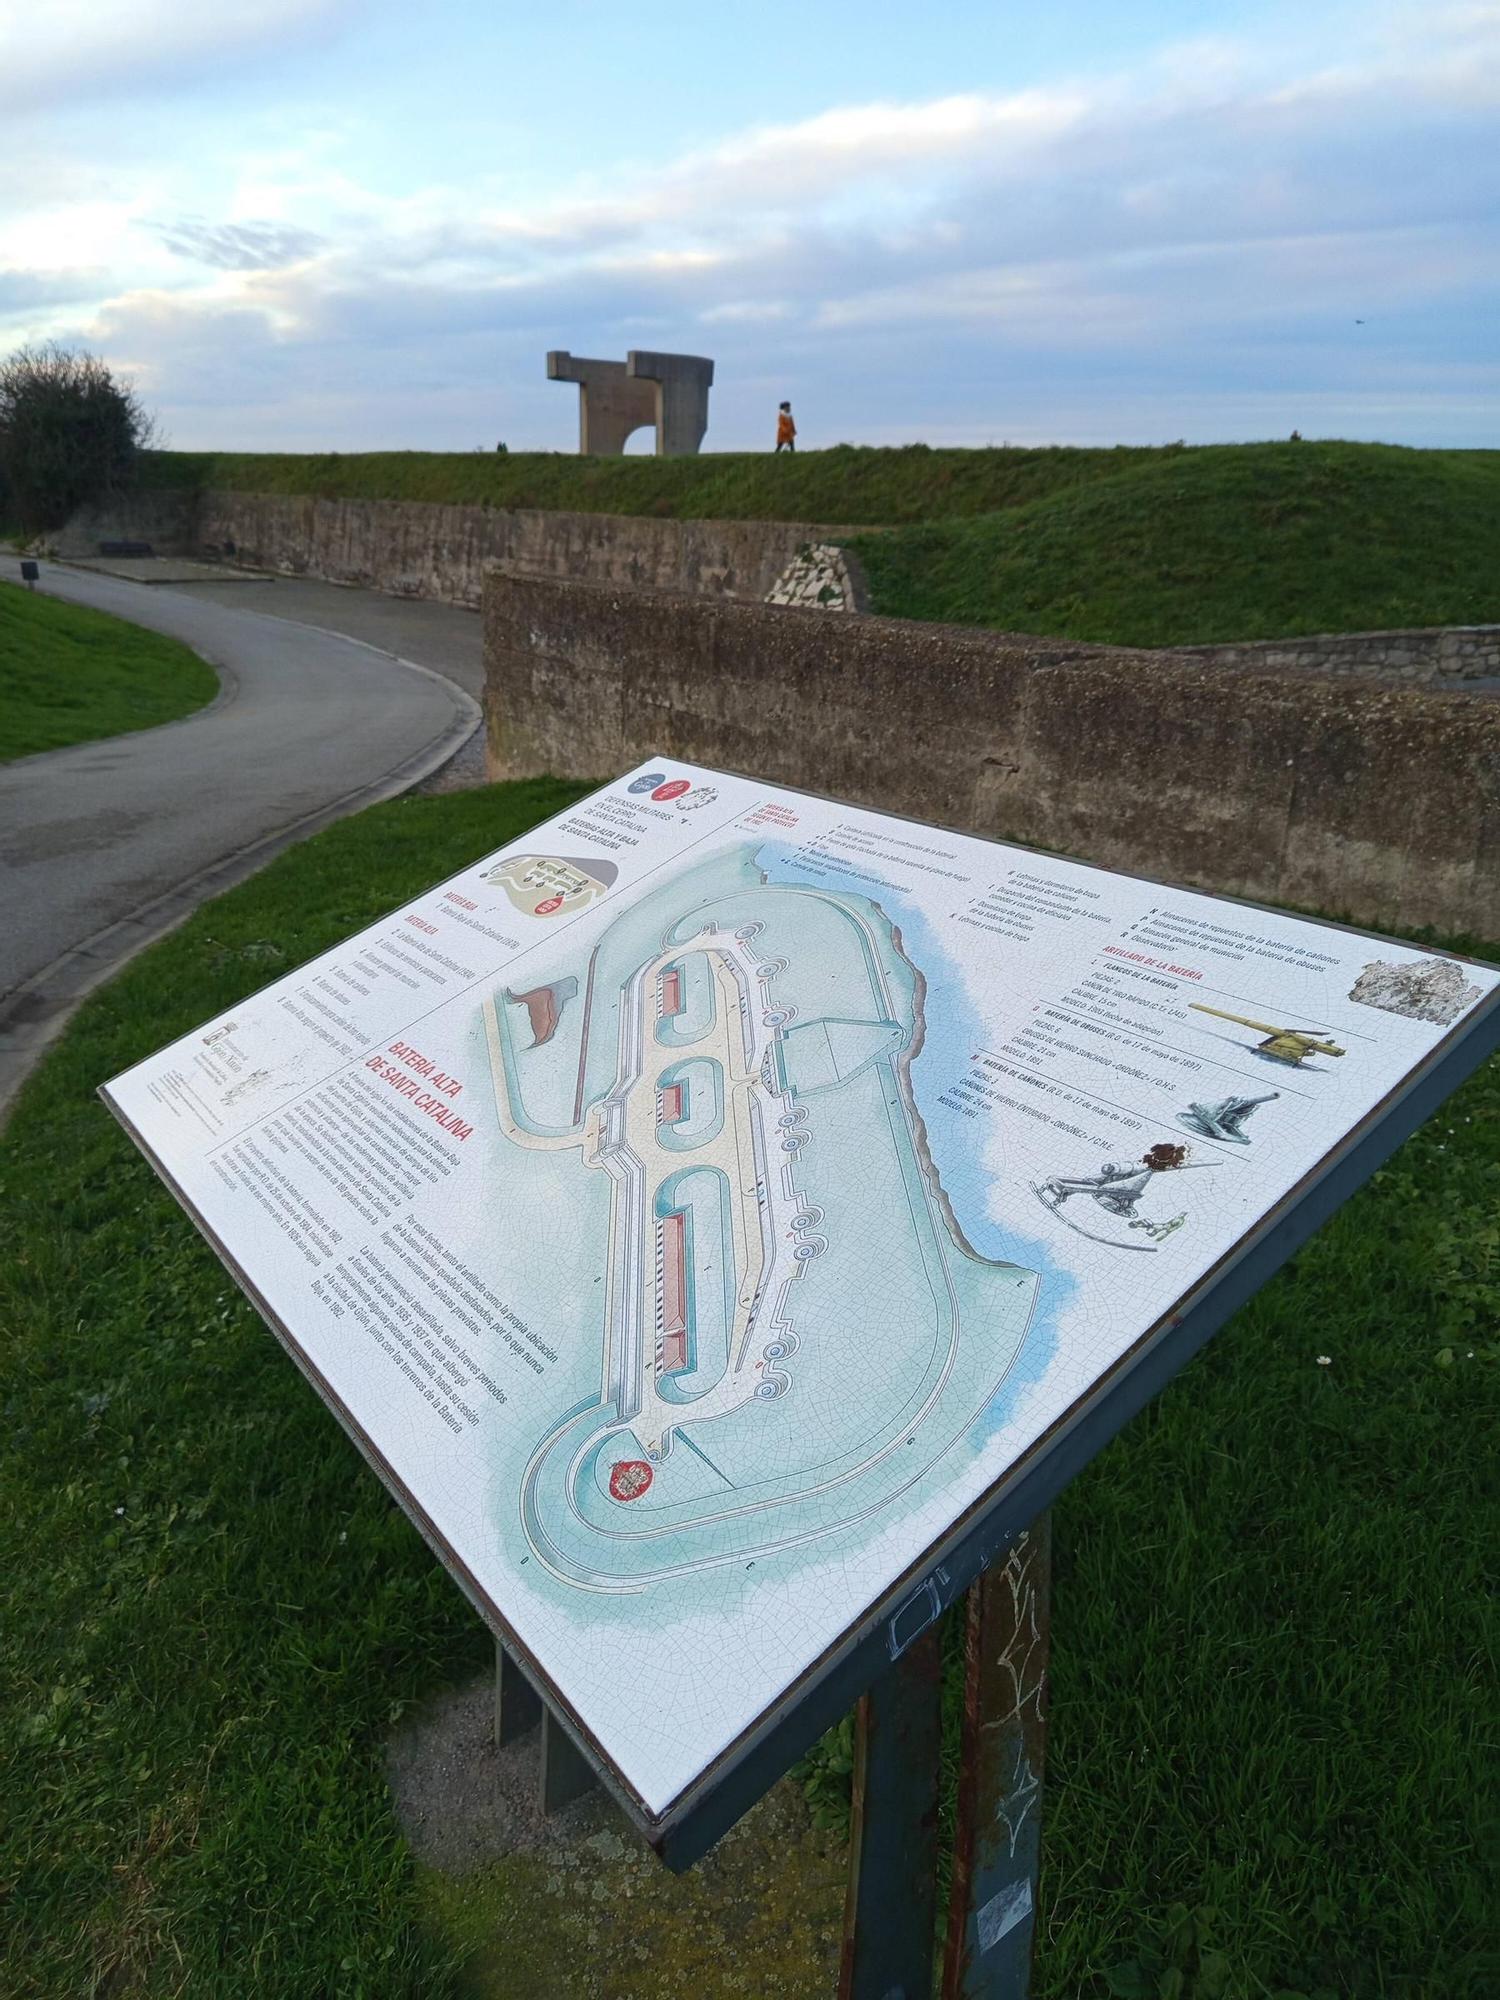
[840,1622,945,1999]
[834,1520,1052,2000]
[941,1520,1053,1998]
[508,1525,1054,1997]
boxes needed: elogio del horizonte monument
[546,348,714,455]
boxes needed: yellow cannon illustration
[1189,1003,1346,1067]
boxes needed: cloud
[10,0,1500,447]
[460,6,1499,256]
[0,267,110,318]
[0,0,353,113]
[154,218,326,271]
[471,85,1096,253]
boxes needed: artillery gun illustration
[1177,1090,1278,1144]
[1188,1003,1346,1067]
[1032,1141,1217,1252]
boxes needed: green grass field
[0,582,219,761]
[849,442,1500,644]
[139,441,1163,525]
[2,781,1494,1999]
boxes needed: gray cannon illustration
[1176,1091,1279,1144]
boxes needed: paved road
[0,566,483,1118]
[166,573,485,701]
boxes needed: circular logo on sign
[652,779,691,802]
[609,1460,654,1502]
[629,773,667,794]
[675,786,718,811]
[533,894,563,915]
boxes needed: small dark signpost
[101,761,1500,1998]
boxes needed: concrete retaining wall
[50,489,199,557]
[484,573,1500,938]
[1182,625,1500,686]
[193,490,857,607]
[51,487,1496,687]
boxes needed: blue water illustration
[755,838,1070,1447]
[480,832,1079,1619]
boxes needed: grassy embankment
[142,439,1500,644]
[0,581,219,761]
[139,441,1162,525]
[847,442,1500,646]
[3,780,1495,1999]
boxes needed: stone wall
[1181,625,1500,685]
[193,491,860,607]
[50,486,1496,687]
[49,488,199,557]
[484,573,1500,939]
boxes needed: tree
[0,343,156,534]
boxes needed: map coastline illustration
[482,845,1041,1593]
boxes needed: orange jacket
[776,410,796,444]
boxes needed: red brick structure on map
[658,1209,689,1374]
[609,1460,654,1502]
[658,1081,685,1124]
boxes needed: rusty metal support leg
[539,1703,598,1814]
[941,1517,1053,1999]
[494,1638,543,1748]
[838,1621,944,2000]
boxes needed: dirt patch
[388,1671,616,1873]
[389,1671,848,1998]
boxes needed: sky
[2,0,1496,452]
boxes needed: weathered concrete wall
[194,491,854,606]
[1181,624,1500,685]
[484,573,1500,938]
[49,488,199,557]
[52,487,1497,688]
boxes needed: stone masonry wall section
[50,489,200,557]
[483,572,1500,939]
[1181,625,1500,686]
[48,489,1494,682]
[192,491,866,607]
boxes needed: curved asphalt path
[0,566,482,1119]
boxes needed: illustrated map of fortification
[486,845,1039,1590]
[104,761,1497,1824]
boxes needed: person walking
[775,401,796,453]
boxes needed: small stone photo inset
[1348,957,1483,1026]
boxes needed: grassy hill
[139,439,1500,643]
[849,442,1500,645]
[140,442,1165,525]
[0,582,218,760]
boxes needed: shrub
[0,342,156,533]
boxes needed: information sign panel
[103,760,1499,1860]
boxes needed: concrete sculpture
[546,349,714,456]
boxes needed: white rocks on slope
[765,544,855,612]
